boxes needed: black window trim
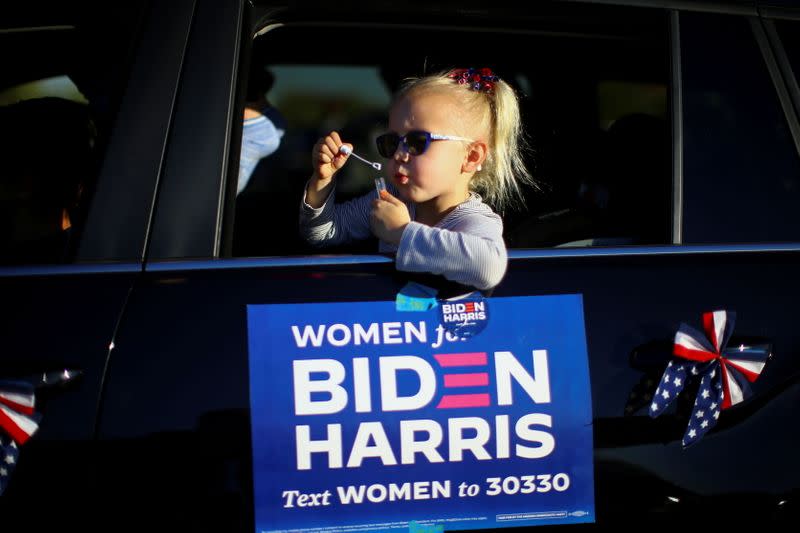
[759,6,800,21]
[750,16,800,159]
[76,0,198,263]
[762,18,800,133]
[140,243,800,273]
[145,0,243,262]
[0,263,141,278]
[561,0,756,15]
[670,10,684,244]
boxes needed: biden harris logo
[439,294,489,339]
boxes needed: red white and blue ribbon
[649,311,770,447]
[0,380,40,495]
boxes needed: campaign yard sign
[247,294,594,533]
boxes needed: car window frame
[142,0,800,271]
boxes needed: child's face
[386,91,472,209]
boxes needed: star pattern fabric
[0,380,40,496]
[0,434,20,495]
[649,311,770,447]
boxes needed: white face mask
[238,116,284,194]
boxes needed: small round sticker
[438,292,489,339]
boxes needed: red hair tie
[448,68,499,93]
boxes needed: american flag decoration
[0,380,40,495]
[649,310,770,447]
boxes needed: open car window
[230,8,670,258]
[0,3,147,265]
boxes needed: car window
[229,8,670,258]
[681,12,800,244]
[233,62,392,257]
[0,4,147,265]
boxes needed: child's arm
[305,132,347,208]
[394,211,507,290]
[300,184,377,246]
[299,131,378,247]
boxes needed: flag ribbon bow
[649,310,770,447]
[0,380,41,495]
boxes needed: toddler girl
[300,68,533,290]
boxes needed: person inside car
[0,97,92,264]
[238,67,286,195]
[299,67,534,290]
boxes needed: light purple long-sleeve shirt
[299,184,507,290]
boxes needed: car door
[0,0,194,529]
[93,0,800,531]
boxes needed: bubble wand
[339,145,386,195]
[339,145,382,171]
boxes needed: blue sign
[247,295,594,533]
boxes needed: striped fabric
[300,184,507,289]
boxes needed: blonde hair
[395,69,535,211]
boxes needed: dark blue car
[2,0,800,530]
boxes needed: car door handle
[0,368,82,391]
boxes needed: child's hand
[312,131,352,183]
[370,190,410,245]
